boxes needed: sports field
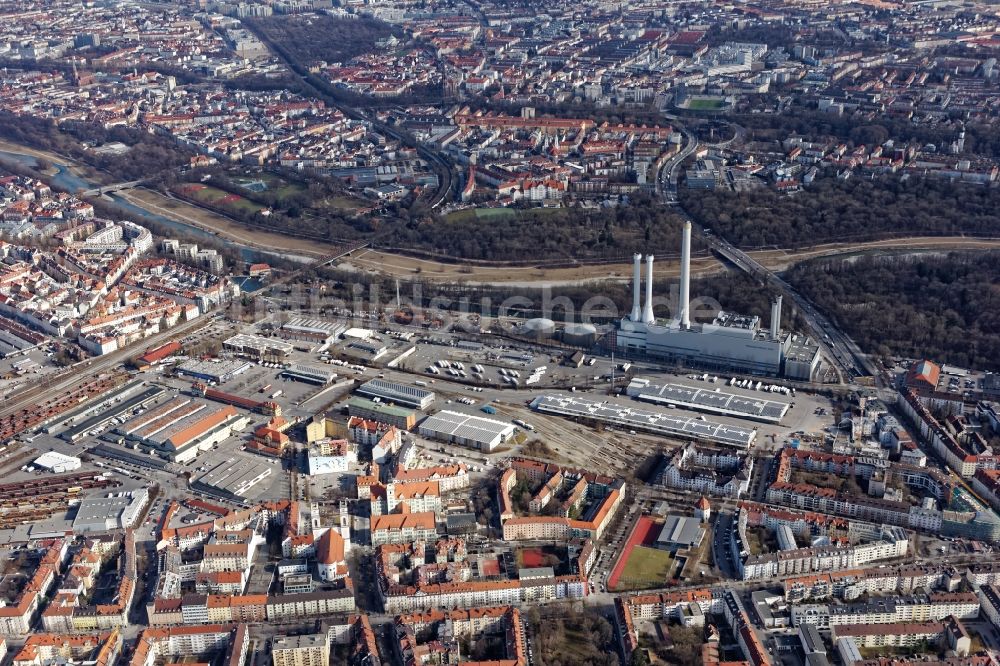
[687,98,725,110]
[177,184,261,215]
[608,516,662,591]
[615,546,673,591]
[517,546,547,568]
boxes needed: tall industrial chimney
[679,221,692,329]
[630,253,642,322]
[770,295,782,340]
[642,255,655,324]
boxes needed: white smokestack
[630,253,642,322]
[770,295,782,340]
[642,255,655,324]
[680,221,691,329]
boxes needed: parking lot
[0,346,63,400]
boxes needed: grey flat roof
[282,363,337,383]
[799,624,826,654]
[418,410,515,444]
[178,358,251,379]
[73,491,144,526]
[196,456,273,498]
[273,634,328,651]
[519,566,556,579]
[61,385,164,440]
[446,513,478,530]
[54,379,148,430]
[657,515,703,547]
[224,334,294,354]
[628,379,789,424]
[531,394,756,448]
[786,335,821,362]
[358,378,435,408]
[282,317,344,336]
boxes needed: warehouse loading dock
[59,386,166,442]
[46,379,147,434]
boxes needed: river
[0,147,309,282]
[0,150,92,191]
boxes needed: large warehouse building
[281,363,337,385]
[177,359,252,384]
[280,317,345,345]
[616,223,820,379]
[417,410,516,452]
[223,334,294,361]
[531,394,756,448]
[117,397,250,462]
[194,456,273,499]
[72,488,148,533]
[626,378,790,424]
[33,451,82,473]
[357,379,435,410]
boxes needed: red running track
[607,515,658,591]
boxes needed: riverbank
[0,139,319,263]
[117,188,326,262]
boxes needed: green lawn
[616,546,673,591]
[475,207,516,221]
[273,184,306,199]
[180,185,261,215]
[444,208,480,223]
[444,207,559,224]
[185,184,228,202]
[324,196,365,211]
[687,98,725,110]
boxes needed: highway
[702,121,746,150]
[656,124,699,201]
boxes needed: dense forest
[786,252,1000,370]
[246,15,400,66]
[388,195,696,262]
[733,107,1000,159]
[680,175,1000,248]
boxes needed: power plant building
[616,222,820,379]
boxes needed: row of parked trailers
[727,376,795,396]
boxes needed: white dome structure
[520,318,555,339]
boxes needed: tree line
[680,175,1000,249]
[386,194,696,262]
[0,111,192,182]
